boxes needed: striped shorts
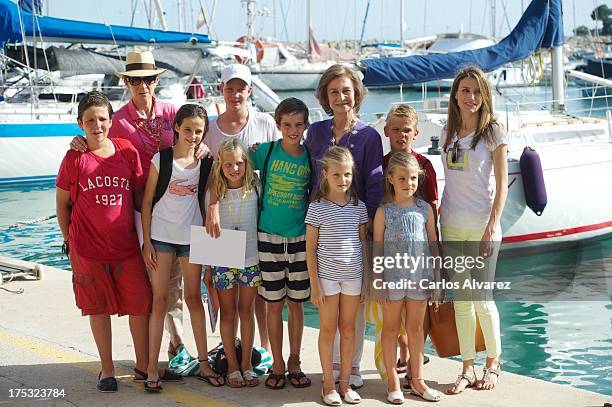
[257,232,310,302]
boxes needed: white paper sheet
[189,226,246,269]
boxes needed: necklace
[330,116,358,148]
[226,189,244,231]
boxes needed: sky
[45,0,602,43]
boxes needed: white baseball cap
[221,64,252,85]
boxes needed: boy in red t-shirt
[381,103,438,386]
[56,91,152,393]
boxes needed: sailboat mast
[399,0,404,47]
[153,0,168,31]
[551,45,565,111]
[246,0,254,43]
[307,0,312,59]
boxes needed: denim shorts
[150,239,190,258]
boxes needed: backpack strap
[66,150,81,204]
[153,147,173,208]
[258,141,275,215]
[198,156,214,204]
[253,183,260,221]
[304,144,313,200]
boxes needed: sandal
[144,379,162,393]
[387,389,405,405]
[226,370,245,388]
[197,359,225,387]
[243,369,259,387]
[338,380,361,404]
[402,373,413,390]
[409,378,441,402]
[287,354,312,388]
[322,389,342,406]
[446,369,476,395]
[264,373,286,390]
[478,365,501,390]
[133,368,183,382]
[396,358,407,374]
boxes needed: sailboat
[360,0,612,248]
[0,0,285,184]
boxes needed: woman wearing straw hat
[69,50,211,385]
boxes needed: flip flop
[144,379,162,393]
[198,372,225,387]
[134,368,182,382]
[226,370,245,388]
[287,371,312,388]
[265,373,286,390]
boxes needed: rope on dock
[0,272,25,294]
[4,214,56,229]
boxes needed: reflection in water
[1,183,611,396]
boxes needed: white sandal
[322,389,342,406]
[339,380,361,404]
[386,389,405,405]
[409,379,441,402]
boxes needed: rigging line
[34,13,57,103]
[340,0,350,41]
[130,0,139,27]
[499,0,512,35]
[279,0,291,42]
[15,4,36,107]
[481,0,489,36]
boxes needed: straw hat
[115,51,167,78]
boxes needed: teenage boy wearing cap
[205,64,280,353]
[69,51,203,375]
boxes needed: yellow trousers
[441,226,502,361]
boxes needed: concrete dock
[0,261,608,407]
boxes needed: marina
[1,0,611,405]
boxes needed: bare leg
[287,300,310,386]
[255,297,269,351]
[180,259,223,386]
[90,315,114,378]
[318,294,340,395]
[129,315,149,373]
[266,300,286,386]
[405,300,430,394]
[238,285,258,386]
[337,294,360,396]
[147,252,173,386]
[381,301,403,393]
[165,256,184,354]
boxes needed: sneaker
[168,346,200,376]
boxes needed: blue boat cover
[0,0,212,47]
[362,0,564,86]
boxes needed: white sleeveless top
[150,152,203,245]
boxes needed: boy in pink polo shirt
[56,91,151,393]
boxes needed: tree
[590,4,612,36]
[574,25,589,36]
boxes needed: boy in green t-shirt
[250,98,313,389]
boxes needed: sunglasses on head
[126,75,158,86]
[450,140,460,163]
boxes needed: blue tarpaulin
[0,0,212,47]
[362,0,563,87]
